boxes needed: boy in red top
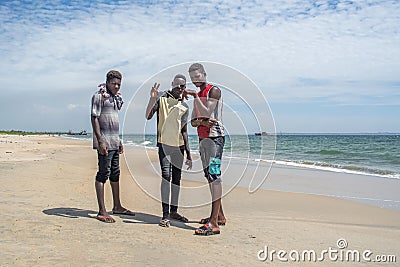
[184,63,227,235]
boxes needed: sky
[0,0,399,133]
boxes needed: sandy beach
[0,134,399,266]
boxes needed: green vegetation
[0,130,69,135]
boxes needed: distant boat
[67,130,87,135]
[255,131,270,136]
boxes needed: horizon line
[1,130,400,135]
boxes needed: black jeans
[96,150,120,183]
[158,144,185,215]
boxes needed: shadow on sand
[122,212,197,230]
[42,208,197,230]
[42,207,96,219]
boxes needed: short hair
[106,70,122,82]
[188,63,205,74]
[174,74,186,81]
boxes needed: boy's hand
[201,118,217,128]
[98,142,108,156]
[185,159,192,170]
[182,89,189,100]
[150,83,160,98]
[183,89,197,98]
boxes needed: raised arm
[185,86,221,119]
[145,83,160,120]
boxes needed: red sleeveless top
[196,84,213,139]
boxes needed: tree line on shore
[0,130,87,135]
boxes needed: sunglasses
[173,84,186,89]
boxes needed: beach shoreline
[119,135,400,211]
[1,134,399,266]
[63,133,400,180]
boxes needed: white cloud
[0,0,399,132]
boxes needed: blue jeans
[96,150,120,183]
[158,144,184,215]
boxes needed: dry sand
[0,134,399,266]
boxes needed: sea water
[70,133,400,180]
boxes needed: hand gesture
[182,89,189,100]
[150,83,160,98]
[183,89,197,98]
[202,118,217,128]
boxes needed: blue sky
[0,0,399,133]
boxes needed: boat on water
[67,130,87,135]
[255,131,270,136]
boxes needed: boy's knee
[162,175,171,182]
[96,173,109,183]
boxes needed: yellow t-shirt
[157,94,188,147]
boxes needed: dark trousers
[158,144,185,215]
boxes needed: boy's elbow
[145,112,152,120]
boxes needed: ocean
[68,133,400,180]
